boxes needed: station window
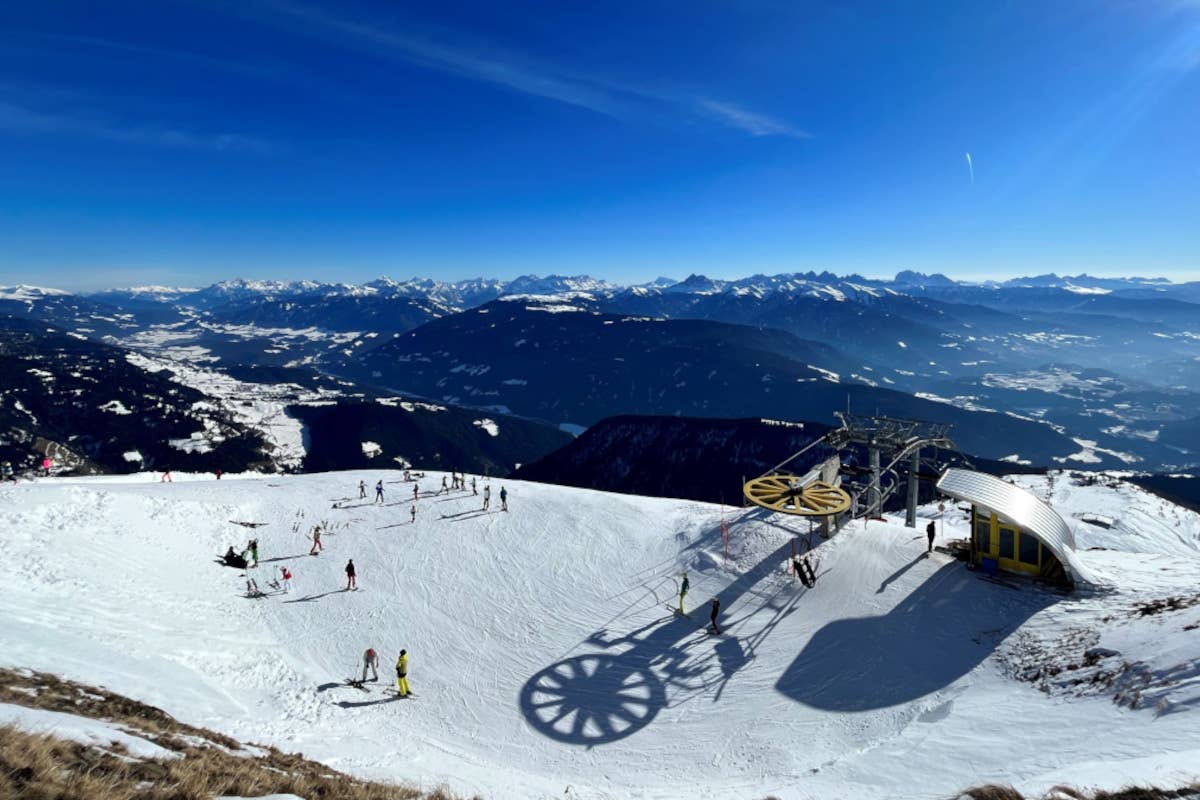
[1018,532,1040,565]
[998,526,1016,560]
[974,515,991,552]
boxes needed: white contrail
[965,152,975,184]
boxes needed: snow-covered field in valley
[2,470,1199,799]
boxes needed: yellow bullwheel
[743,475,851,516]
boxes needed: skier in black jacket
[708,597,721,635]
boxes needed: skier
[223,546,247,569]
[708,597,722,635]
[41,457,52,476]
[410,504,417,523]
[345,559,357,590]
[309,526,323,555]
[678,572,689,614]
[403,469,411,482]
[279,565,293,593]
[500,486,508,512]
[471,476,477,495]
[245,577,261,597]
[375,480,384,504]
[160,470,172,483]
[440,475,449,495]
[413,483,419,502]
[482,485,490,511]
[359,480,366,499]
[362,647,379,682]
[396,650,409,697]
[926,520,936,553]
[248,538,259,567]
[215,468,222,480]
[1,461,15,483]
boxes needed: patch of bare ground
[0,667,471,800]
[956,785,1200,800]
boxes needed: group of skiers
[0,456,59,480]
[360,647,410,697]
[357,480,386,503]
[223,538,259,569]
[677,572,723,635]
[357,647,410,695]
[480,483,508,512]
[439,472,472,494]
[402,471,509,514]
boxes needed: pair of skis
[344,677,416,698]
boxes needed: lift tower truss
[827,413,954,526]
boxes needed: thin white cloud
[268,1,627,118]
[264,1,806,140]
[965,151,975,184]
[697,99,810,139]
[0,100,275,153]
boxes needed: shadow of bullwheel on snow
[520,654,667,745]
[520,530,802,747]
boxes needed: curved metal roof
[936,468,1097,586]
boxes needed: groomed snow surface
[2,471,1199,799]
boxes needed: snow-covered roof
[936,468,1098,586]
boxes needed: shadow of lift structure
[519,414,1006,746]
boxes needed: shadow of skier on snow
[335,695,400,709]
[283,588,350,604]
[443,509,498,522]
[258,554,308,564]
[876,552,926,594]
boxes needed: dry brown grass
[0,667,469,800]
[958,785,1200,800]
[4,668,1197,800]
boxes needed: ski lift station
[742,414,1094,589]
[936,467,1094,587]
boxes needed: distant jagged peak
[503,274,618,295]
[663,273,728,294]
[893,269,956,287]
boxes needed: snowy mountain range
[2,269,1197,477]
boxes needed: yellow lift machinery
[743,474,850,515]
[742,413,954,526]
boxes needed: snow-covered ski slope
[2,470,1199,799]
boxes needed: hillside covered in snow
[2,468,1199,799]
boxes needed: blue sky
[1,0,1198,289]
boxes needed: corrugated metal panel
[936,468,1097,586]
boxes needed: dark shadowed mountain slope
[354,300,1090,465]
[511,414,1043,506]
[0,316,270,474]
[206,294,444,335]
[1127,474,1200,513]
[512,415,834,506]
[290,400,571,476]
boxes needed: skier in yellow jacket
[396,650,410,697]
